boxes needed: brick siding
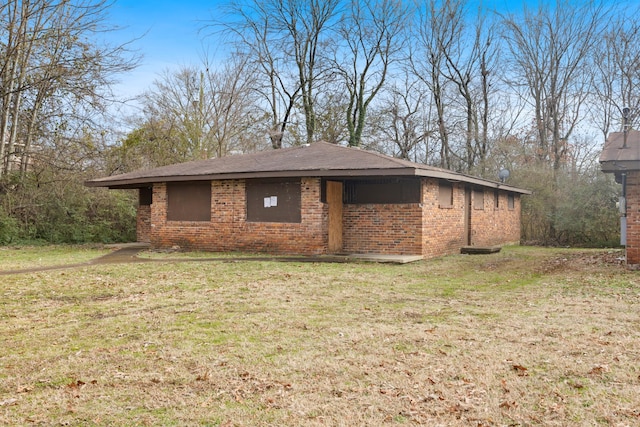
[421,179,466,258]
[136,204,151,243]
[144,177,523,258]
[625,171,640,267]
[469,188,522,247]
[342,203,423,255]
[421,179,521,258]
[149,178,326,254]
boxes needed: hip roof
[86,141,531,194]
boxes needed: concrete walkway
[0,244,422,276]
[0,243,151,276]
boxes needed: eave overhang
[600,160,640,173]
[85,142,531,195]
[86,167,531,195]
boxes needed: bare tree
[501,0,608,172]
[438,4,501,174]
[0,0,138,178]
[203,55,264,156]
[283,0,341,144]
[371,75,434,162]
[313,91,349,144]
[218,1,300,148]
[409,0,460,169]
[501,0,610,242]
[131,57,261,167]
[219,0,339,146]
[332,0,407,147]
[590,7,640,138]
[408,0,502,174]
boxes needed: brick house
[86,142,530,259]
[600,129,640,268]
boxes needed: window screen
[508,193,515,210]
[246,179,301,223]
[438,181,453,207]
[167,181,211,221]
[343,178,420,204]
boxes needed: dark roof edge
[86,168,531,194]
[600,159,640,172]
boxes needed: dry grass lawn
[0,246,639,426]
[0,245,109,271]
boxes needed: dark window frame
[166,181,212,222]
[246,178,302,223]
[508,193,515,210]
[342,178,421,204]
[139,187,153,206]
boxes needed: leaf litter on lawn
[0,246,638,426]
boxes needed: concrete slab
[339,253,424,264]
[104,242,151,249]
[460,246,501,255]
[101,244,422,264]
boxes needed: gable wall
[149,178,326,254]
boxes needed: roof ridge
[315,141,422,167]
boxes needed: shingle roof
[86,141,530,194]
[600,130,640,172]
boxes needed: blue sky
[107,0,226,100]
[106,0,533,101]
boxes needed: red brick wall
[136,205,151,242]
[421,179,467,258]
[342,203,423,255]
[147,177,523,258]
[469,188,522,247]
[420,179,522,258]
[625,171,640,267]
[149,178,326,254]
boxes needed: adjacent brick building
[86,142,530,259]
[600,130,640,268]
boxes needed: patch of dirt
[537,249,625,274]
[0,246,152,275]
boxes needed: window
[246,178,301,223]
[139,187,152,206]
[438,181,453,207]
[473,189,484,210]
[494,189,500,209]
[343,178,420,204]
[508,193,515,210]
[167,181,211,221]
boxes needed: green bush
[512,163,620,247]
[0,171,136,245]
[0,207,19,244]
